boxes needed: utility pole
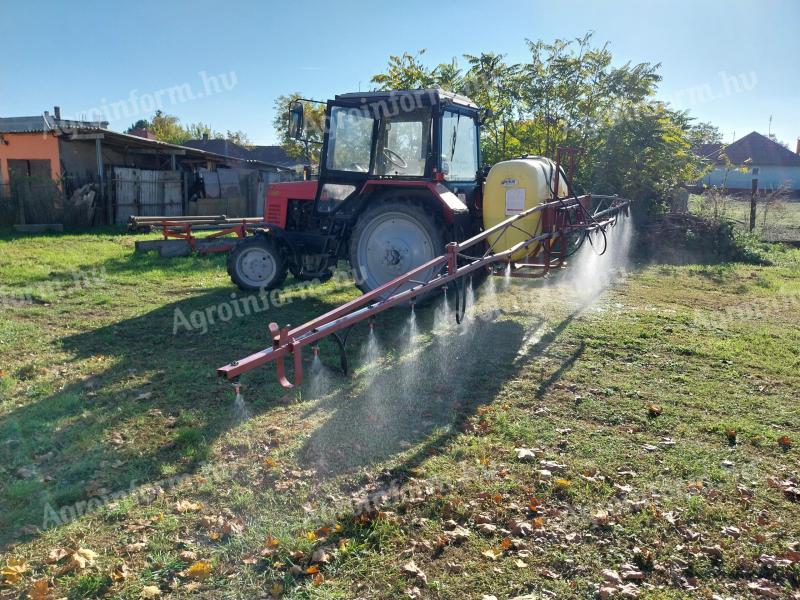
[749,177,758,232]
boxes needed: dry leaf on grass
[515,448,537,461]
[1,559,30,584]
[140,585,161,598]
[184,560,213,580]
[647,404,663,417]
[174,500,203,513]
[44,548,69,564]
[28,579,52,600]
[58,548,98,575]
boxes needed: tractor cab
[228,90,487,294]
[299,89,484,216]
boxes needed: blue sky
[1,0,797,147]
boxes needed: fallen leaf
[174,500,203,513]
[725,428,737,443]
[515,448,537,461]
[476,523,497,534]
[721,525,741,538]
[184,560,213,580]
[179,550,197,562]
[554,478,571,491]
[620,563,645,581]
[140,585,161,598]
[125,542,147,554]
[778,436,792,450]
[1,559,30,584]
[110,562,130,582]
[647,404,662,417]
[305,564,320,575]
[602,569,622,585]
[481,549,500,561]
[28,579,52,600]
[311,547,331,564]
[446,561,463,573]
[269,581,284,597]
[58,548,98,574]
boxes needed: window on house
[7,159,52,180]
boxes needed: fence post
[749,178,758,232]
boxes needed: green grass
[0,227,799,599]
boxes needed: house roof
[0,115,108,133]
[702,131,800,167]
[0,116,292,172]
[183,139,307,169]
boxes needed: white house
[699,131,800,194]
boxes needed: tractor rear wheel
[228,235,288,291]
[349,198,445,297]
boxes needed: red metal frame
[159,219,260,254]
[217,193,630,388]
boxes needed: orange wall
[0,132,61,183]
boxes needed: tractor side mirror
[289,102,304,139]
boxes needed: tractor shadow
[0,279,346,548]
[296,282,594,478]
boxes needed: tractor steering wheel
[382,147,408,170]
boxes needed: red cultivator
[217,193,630,388]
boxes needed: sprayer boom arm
[217,194,630,387]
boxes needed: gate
[113,168,183,224]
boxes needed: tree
[146,111,190,145]
[273,93,326,167]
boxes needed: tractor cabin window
[326,107,375,173]
[441,111,478,181]
[375,108,431,177]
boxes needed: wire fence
[689,191,800,243]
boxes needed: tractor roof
[334,88,479,110]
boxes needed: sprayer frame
[217,193,630,388]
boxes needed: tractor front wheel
[349,199,445,297]
[227,235,288,291]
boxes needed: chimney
[54,106,61,120]
[202,133,209,141]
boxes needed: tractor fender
[360,180,468,224]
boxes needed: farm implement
[217,189,630,388]
[130,215,265,257]
[132,88,632,389]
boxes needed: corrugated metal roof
[0,115,108,133]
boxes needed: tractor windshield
[326,107,375,173]
[325,105,432,178]
[375,108,431,177]
[441,110,478,181]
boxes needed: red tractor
[227,89,486,295]
[216,89,632,386]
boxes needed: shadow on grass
[296,288,592,479]
[0,275,594,550]
[0,282,343,548]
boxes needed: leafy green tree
[146,111,191,145]
[273,93,326,167]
